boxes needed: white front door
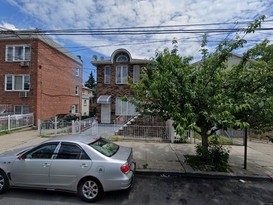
[101,104,111,123]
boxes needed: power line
[12,19,273,32]
[2,18,273,36]
[6,27,273,36]
[2,37,269,54]
[1,19,271,79]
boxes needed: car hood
[111,146,133,162]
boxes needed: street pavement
[0,128,273,180]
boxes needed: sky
[1,0,273,82]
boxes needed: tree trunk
[201,130,209,151]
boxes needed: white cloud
[0,22,19,30]
[6,0,273,60]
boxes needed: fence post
[8,115,11,131]
[31,113,34,125]
[167,119,174,143]
[72,120,75,134]
[91,120,98,135]
[77,119,80,134]
[114,118,116,132]
[38,119,42,136]
[190,130,193,144]
[54,116,58,135]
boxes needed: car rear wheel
[78,178,103,202]
[0,170,9,194]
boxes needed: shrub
[185,135,230,172]
[178,134,188,143]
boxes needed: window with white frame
[104,66,110,84]
[76,67,80,76]
[133,65,140,83]
[115,97,137,116]
[75,85,79,95]
[116,66,128,84]
[71,104,79,114]
[116,55,128,62]
[14,105,29,114]
[5,75,30,91]
[6,45,31,61]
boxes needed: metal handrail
[113,115,138,131]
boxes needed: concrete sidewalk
[0,129,273,179]
[0,129,47,153]
[117,141,273,179]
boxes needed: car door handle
[42,163,50,168]
[80,163,88,168]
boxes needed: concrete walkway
[0,129,273,179]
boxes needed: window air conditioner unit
[19,92,28,98]
[20,61,30,67]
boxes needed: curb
[135,169,273,182]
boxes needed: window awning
[97,95,111,104]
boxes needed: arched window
[116,55,128,62]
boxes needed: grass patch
[217,137,235,145]
[184,155,232,172]
[40,135,54,138]
[0,127,32,136]
[185,155,211,171]
[110,135,121,141]
[194,132,235,145]
[0,131,11,135]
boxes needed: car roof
[45,134,99,144]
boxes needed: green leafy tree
[227,39,273,133]
[131,16,273,150]
[243,39,273,65]
[85,71,96,90]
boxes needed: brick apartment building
[92,48,150,123]
[0,30,82,125]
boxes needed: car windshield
[89,138,119,157]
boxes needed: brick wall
[96,62,145,123]
[0,38,82,125]
[36,40,82,122]
[0,40,38,119]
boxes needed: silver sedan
[0,135,135,202]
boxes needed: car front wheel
[0,170,9,194]
[78,178,103,202]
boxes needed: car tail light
[120,163,131,174]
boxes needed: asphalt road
[0,174,273,205]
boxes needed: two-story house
[0,30,82,125]
[92,49,150,123]
[82,86,94,117]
